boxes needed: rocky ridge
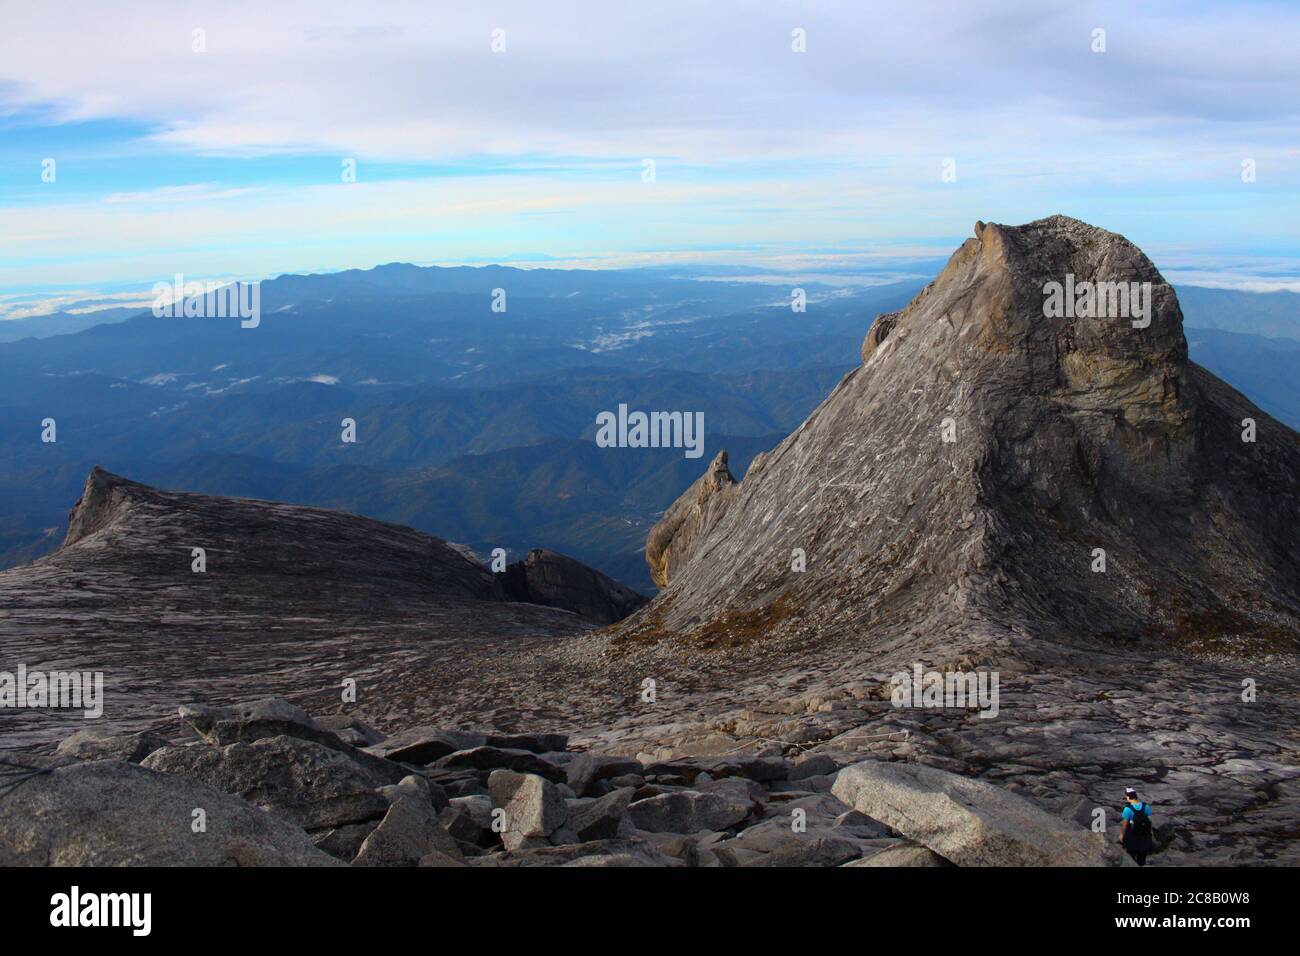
[0,468,639,748]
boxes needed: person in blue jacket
[1119,787,1155,866]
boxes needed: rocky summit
[2,217,1297,867]
[634,215,1299,653]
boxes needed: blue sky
[1,0,1298,318]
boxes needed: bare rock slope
[630,215,1300,658]
[0,468,639,747]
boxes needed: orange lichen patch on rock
[687,593,800,651]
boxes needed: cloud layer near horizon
[1,0,1297,303]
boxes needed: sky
[1,0,1298,318]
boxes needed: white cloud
[103,184,258,204]
[1164,273,1300,294]
[2,1,1298,295]
[1,1,1297,162]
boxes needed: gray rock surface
[486,732,570,754]
[627,789,752,833]
[442,795,498,848]
[312,822,379,861]
[566,754,643,797]
[488,770,569,850]
[142,735,393,831]
[0,759,340,866]
[353,795,463,866]
[622,215,1300,658]
[568,788,636,842]
[644,450,738,588]
[436,747,566,782]
[316,713,386,747]
[364,728,487,765]
[180,699,339,748]
[0,471,603,750]
[832,760,1120,866]
[493,838,677,867]
[790,754,839,781]
[847,844,953,867]
[502,549,647,624]
[54,729,170,764]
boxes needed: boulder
[316,713,386,747]
[312,822,380,861]
[488,770,568,851]
[860,311,898,363]
[435,747,566,782]
[643,754,789,784]
[832,809,895,838]
[485,732,569,755]
[353,795,463,866]
[739,833,864,867]
[54,729,170,764]
[698,775,767,810]
[426,768,487,797]
[627,789,751,834]
[722,817,866,867]
[364,727,487,765]
[493,838,678,867]
[0,759,340,866]
[178,699,406,781]
[378,773,448,815]
[418,850,469,867]
[562,853,656,867]
[566,753,643,797]
[832,760,1121,866]
[711,843,766,867]
[789,753,840,781]
[847,844,953,867]
[442,795,498,848]
[142,735,392,831]
[567,788,636,842]
[639,832,722,867]
[178,698,335,747]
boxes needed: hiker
[1118,787,1155,866]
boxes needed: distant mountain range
[1,261,1297,591]
[0,305,142,342]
